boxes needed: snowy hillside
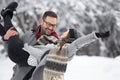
[0,58,15,80]
[1,56,120,80]
[65,56,120,80]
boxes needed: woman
[22,28,109,80]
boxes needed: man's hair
[42,11,57,20]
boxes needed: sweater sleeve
[23,43,54,66]
[23,43,51,60]
[67,32,98,61]
[27,55,38,66]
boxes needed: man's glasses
[43,20,56,28]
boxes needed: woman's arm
[67,32,98,61]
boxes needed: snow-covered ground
[0,58,15,80]
[65,56,120,80]
[1,56,120,80]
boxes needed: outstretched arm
[67,32,98,60]
[67,31,109,61]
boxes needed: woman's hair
[56,31,70,55]
[56,29,79,55]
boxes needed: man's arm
[23,43,53,66]
[23,44,52,60]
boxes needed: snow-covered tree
[0,0,120,57]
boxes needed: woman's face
[60,30,69,40]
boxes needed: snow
[0,56,120,80]
[0,58,15,80]
[65,56,120,80]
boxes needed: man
[1,2,59,80]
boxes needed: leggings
[8,35,30,66]
[3,14,29,66]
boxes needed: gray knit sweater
[23,32,98,65]
[22,31,98,80]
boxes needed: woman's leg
[8,35,30,66]
[1,2,29,66]
[0,24,5,36]
[1,2,18,31]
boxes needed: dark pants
[8,35,29,66]
[2,14,29,66]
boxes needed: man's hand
[3,27,18,40]
[95,31,110,38]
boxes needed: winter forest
[0,0,120,58]
[0,0,120,80]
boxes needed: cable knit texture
[43,44,68,80]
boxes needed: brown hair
[56,32,70,55]
[42,11,57,20]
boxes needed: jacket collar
[35,25,59,40]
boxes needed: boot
[1,2,18,19]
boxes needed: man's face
[40,16,57,35]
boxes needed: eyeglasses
[43,20,56,28]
